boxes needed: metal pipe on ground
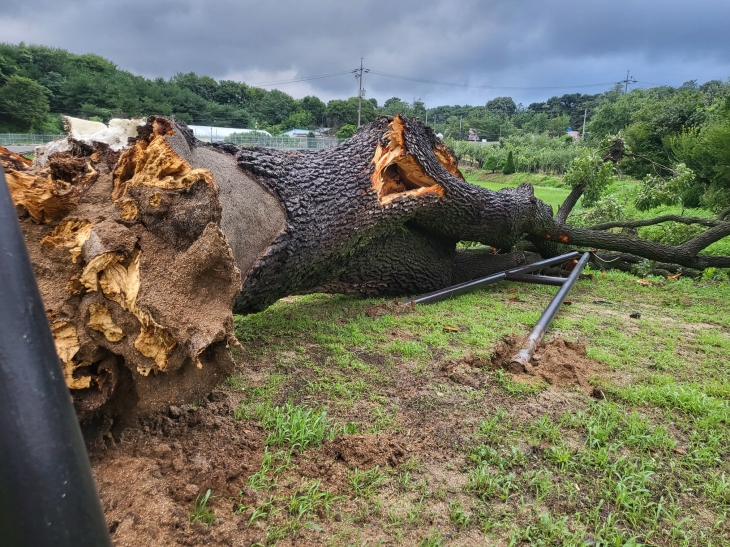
[0,167,112,547]
[509,251,592,372]
[403,251,580,305]
[503,273,567,286]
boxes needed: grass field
[222,268,730,546]
[463,171,571,211]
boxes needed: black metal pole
[404,251,580,305]
[509,251,591,371]
[503,273,567,286]
[0,167,112,546]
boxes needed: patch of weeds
[510,512,580,546]
[287,479,339,523]
[466,464,519,501]
[473,502,512,535]
[257,401,330,452]
[471,444,526,471]
[544,442,573,471]
[223,371,246,391]
[189,489,215,526]
[706,473,730,507]
[493,368,546,396]
[248,496,276,525]
[529,415,560,443]
[349,466,386,498]
[247,448,276,490]
[524,468,554,501]
[406,497,425,525]
[419,529,445,547]
[618,382,729,423]
[387,339,430,359]
[370,405,398,432]
[330,421,359,438]
[448,499,471,527]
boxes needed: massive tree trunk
[3,114,728,418]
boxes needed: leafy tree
[254,89,297,125]
[502,150,515,174]
[299,95,326,125]
[170,72,218,102]
[326,97,376,128]
[282,110,314,131]
[563,149,614,207]
[486,96,516,118]
[381,97,411,117]
[483,155,498,172]
[336,124,357,139]
[0,75,50,130]
[636,163,696,211]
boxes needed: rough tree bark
[3,114,729,418]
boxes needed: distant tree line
[2,43,729,208]
[0,43,380,134]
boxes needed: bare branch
[589,215,725,231]
[551,223,730,270]
[681,223,730,255]
[555,182,585,224]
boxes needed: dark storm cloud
[2,0,729,106]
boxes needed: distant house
[280,128,324,138]
[467,128,479,141]
[566,130,581,140]
[188,125,272,142]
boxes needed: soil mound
[323,434,408,469]
[91,392,266,547]
[491,335,604,392]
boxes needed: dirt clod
[323,434,408,469]
[491,335,606,392]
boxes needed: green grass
[257,401,331,452]
[224,267,730,545]
[189,489,215,526]
[463,171,571,211]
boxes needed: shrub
[502,151,516,174]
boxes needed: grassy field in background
[222,269,730,546]
[463,171,571,212]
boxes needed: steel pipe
[0,167,112,546]
[504,273,567,286]
[509,251,591,371]
[404,251,580,305]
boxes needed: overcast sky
[2,0,729,107]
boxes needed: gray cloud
[2,0,729,106]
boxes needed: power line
[353,58,370,127]
[620,70,637,93]
[368,70,618,90]
[247,70,355,87]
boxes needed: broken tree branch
[589,215,726,231]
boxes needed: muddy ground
[90,333,607,547]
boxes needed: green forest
[2,42,729,210]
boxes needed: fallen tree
[3,115,729,418]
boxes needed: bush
[336,124,357,139]
[582,195,626,225]
[483,156,498,172]
[502,151,515,174]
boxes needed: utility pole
[581,107,588,139]
[621,70,637,93]
[353,58,370,128]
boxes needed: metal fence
[223,134,345,150]
[0,134,66,146]
[0,133,346,150]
